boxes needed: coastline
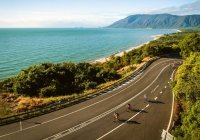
[94,34,163,63]
[0,29,179,80]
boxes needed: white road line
[170,68,176,81]
[0,59,172,138]
[54,134,61,137]
[96,104,150,140]
[151,85,159,93]
[154,97,158,100]
[43,65,170,140]
[167,69,176,132]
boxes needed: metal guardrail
[0,57,158,126]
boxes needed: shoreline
[94,34,163,63]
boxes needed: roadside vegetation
[171,32,200,140]
[0,62,120,97]
[0,30,200,139]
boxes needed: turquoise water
[0,28,176,79]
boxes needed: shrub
[85,81,97,90]
[39,86,57,97]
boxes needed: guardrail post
[20,119,22,131]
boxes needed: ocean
[0,28,177,79]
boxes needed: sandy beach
[95,29,182,63]
[94,34,163,63]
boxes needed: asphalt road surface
[0,57,181,140]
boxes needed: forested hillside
[171,33,200,140]
[109,14,200,28]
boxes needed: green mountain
[108,14,200,28]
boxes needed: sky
[0,0,199,28]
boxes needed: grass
[0,93,17,118]
[15,96,49,112]
[0,99,12,118]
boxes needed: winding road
[0,57,180,140]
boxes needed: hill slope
[108,14,200,28]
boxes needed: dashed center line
[151,85,159,93]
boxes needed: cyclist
[113,112,120,122]
[126,103,132,112]
[144,94,148,102]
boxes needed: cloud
[0,11,125,27]
[149,0,200,15]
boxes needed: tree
[172,52,200,140]
[179,33,200,58]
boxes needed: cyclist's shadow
[117,119,141,125]
[131,108,148,113]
